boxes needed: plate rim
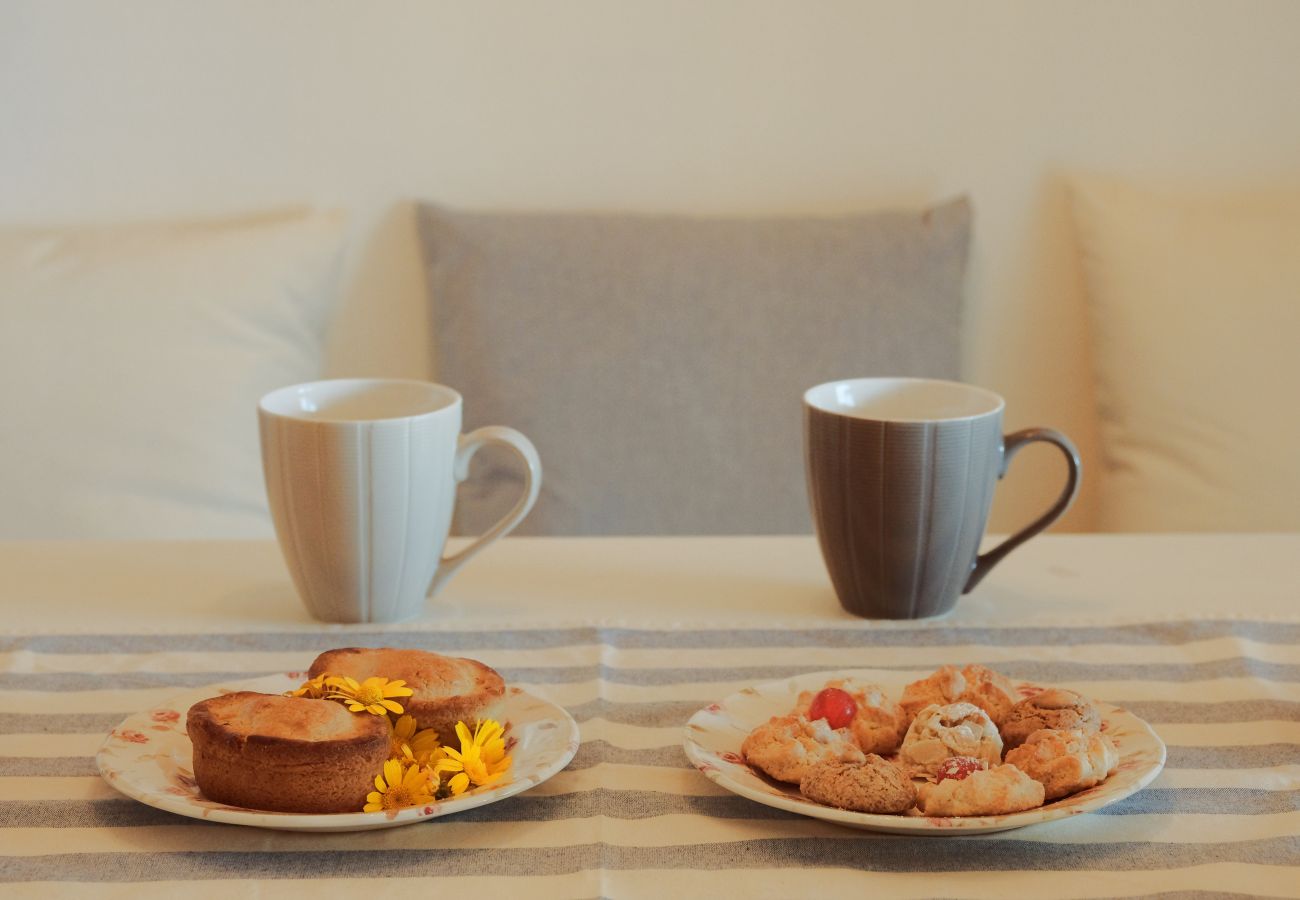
[681,667,1167,835]
[96,672,580,832]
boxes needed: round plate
[682,669,1166,835]
[97,673,580,832]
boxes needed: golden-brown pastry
[900,664,1018,728]
[741,715,866,784]
[916,763,1045,816]
[1004,728,1119,800]
[309,647,505,738]
[898,702,1004,779]
[187,691,389,814]
[1001,688,1101,750]
[956,664,1020,728]
[794,678,907,755]
[899,665,966,722]
[799,755,917,814]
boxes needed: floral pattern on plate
[682,668,1165,835]
[97,673,580,833]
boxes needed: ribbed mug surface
[804,380,1003,619]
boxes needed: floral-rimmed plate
[682,668,1165,835]
[97,673,580,833]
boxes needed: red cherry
[936,756,984,782]
[807,687,858,729]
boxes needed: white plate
[97,673,580,832]
[682,669,1166,835]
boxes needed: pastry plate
[97,673,580,832]
[682,668,1165,835]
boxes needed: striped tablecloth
[4,616,1298,898]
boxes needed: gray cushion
[418,198,970,535]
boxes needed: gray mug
[804,377,1081,619]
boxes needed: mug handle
[428,425,542,597]
[963,427,1081,593]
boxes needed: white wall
[4,0,1299,532]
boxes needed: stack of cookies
[740,665,1119,817]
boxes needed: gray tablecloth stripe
[3,787,1297,830]
[6,655,1299,692]
[4,837,1299,882]
[5,620,1300,655]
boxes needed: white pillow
[1071,177,1300,532]
[0,210,345,539]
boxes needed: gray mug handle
[963,427,1081,593]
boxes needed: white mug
[258,378,540,623]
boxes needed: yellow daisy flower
[388,714,441,764]
[363,758,434,813]
[326,675,414,716]
[433,718,512,795]
[285,674,331,699]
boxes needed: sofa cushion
[0,210,345,539]
[419,199,970,535]
[1071,176,1300,532]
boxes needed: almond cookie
[741,715,866,784]
[794,678,907,755]
[1001,688,1101,750]
[1004,728,1119,800]
[917,763,1045,816]
[900,664,1018,728]
[799,755,917,814]
[898,702,1003,779]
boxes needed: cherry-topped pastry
[936,755,985,782]
[806,687,858,729]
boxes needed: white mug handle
[428,426,541,597]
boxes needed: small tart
[1001,688,1101,750]
[1004,727,1119,800]
[898,702,1004,779]
[309,647,505,739]
[741,715,866,784]
[187,691,389,814]
[799,755,917,814]
[916,763,1045,816]
[794,678,907,755]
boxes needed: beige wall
[4,0,1299,532]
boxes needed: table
[1,534,1297,898]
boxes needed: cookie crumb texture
[800,755,917,814]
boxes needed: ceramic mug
[258,378,540,623]
[804,377,1080,619]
